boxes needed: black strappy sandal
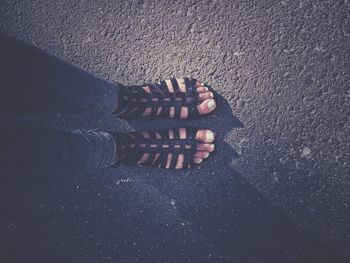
[113,77,212,119]
[111,127,214,169]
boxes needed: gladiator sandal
[111,127,215,169]
[113,77,215,119]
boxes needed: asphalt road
[1,0,349,262]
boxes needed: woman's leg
[0,125,217,178]
[0,33,119,115]
[0,126,117,181]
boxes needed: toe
[195,129,215,143]
[194,151,210,158]
[197,99,216,115]
[198,92,214,101]
[196,86,209,93]
[194,158,203,164]
[195,80,206,87]
[197,143,215,152]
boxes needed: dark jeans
[0,33,120,178]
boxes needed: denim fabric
[0,34,120,176]
[0,33,119,115]
[1,126,116,180]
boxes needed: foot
[114,77,217,119]
[112,127,215,169]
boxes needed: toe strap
[114,78,203,119]
[113,85,147,118]
[184,77,200,118]
[113,127,200,169]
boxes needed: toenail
[206,131,214,141]
[204,87,209,91]
[204,152,209,158]
[209,92,214,98]
[210,144,215,150]
[201,82,205,86]
[195,159,202,164]
[208,99,216,109]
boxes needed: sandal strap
[113,127,199,169]
[184,77,200,118]
[114,78,201,119]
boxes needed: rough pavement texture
[1,0,349,262]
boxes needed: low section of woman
[0,33,217,176]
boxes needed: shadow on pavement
[121,92,342,262]
[101,91,342,262]
[0,92,344,263]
